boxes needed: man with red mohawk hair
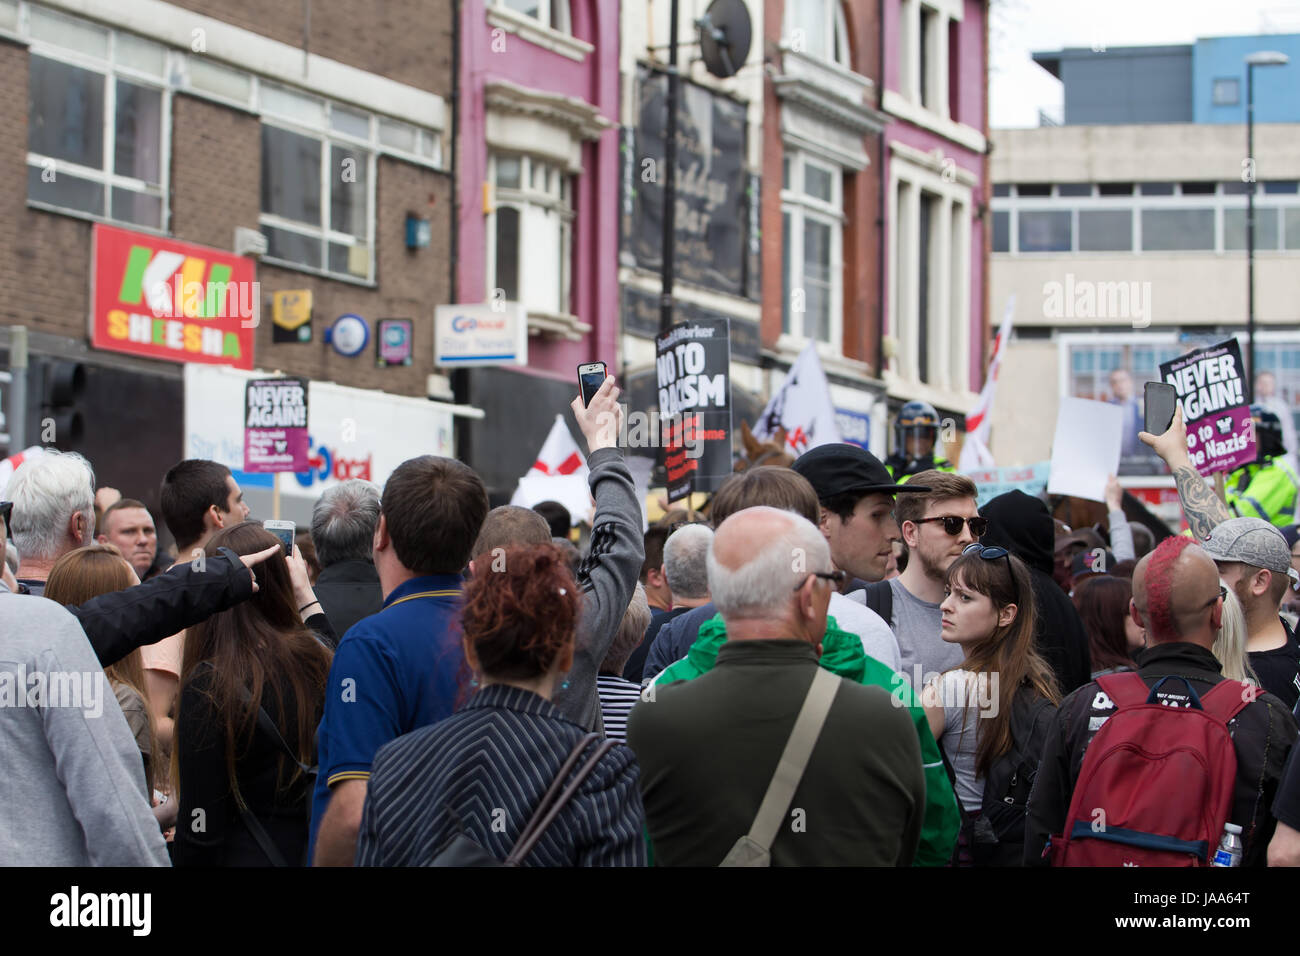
[1025,536,1297,866]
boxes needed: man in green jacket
[629,506,954,866]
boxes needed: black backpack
[940,683,1056,866]
[854,580,893,627]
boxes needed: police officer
[885,400,955,482]
[1227,405,1300,529]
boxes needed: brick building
[0,0,456,530]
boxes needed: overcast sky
[990,0,1300,128]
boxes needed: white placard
[434,302,528,367]
[1047,397,1122,502]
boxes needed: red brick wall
[1,37,452,400]
[762,1,884,374]
[164,0,453,96]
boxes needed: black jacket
[1024,642,1298,867]
[312,559,383,644]
[979,491,1092,694]
[62,547,255,667]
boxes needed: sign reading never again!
[244,377,309,473]
[1159,339,1255,476]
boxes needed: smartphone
[263,519,296,556]
[1144,381,1178,435]
[578,362,608,407]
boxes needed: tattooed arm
[1139,405,1232,539]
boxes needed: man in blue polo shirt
[309,454,489,866]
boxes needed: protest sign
[1159,339,1255,476]
[656,317,732,503]
[244,377,309,473]
[963,462,1050,507]
[1047,398,1122,502]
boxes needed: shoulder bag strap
[505,733,618,866]
[745,666,841,852]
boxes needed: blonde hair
[1214,585,1260,686]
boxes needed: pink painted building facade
[879,0,989,446]
[456,0,621,499]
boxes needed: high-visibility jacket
[886,455,956,483]
[1227,457,1300,529]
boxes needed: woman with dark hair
[172,522,334,866]
[1072,575,1143,679]
[356,543,646,866]
[45,544,163,808]
[922,544,1060,866]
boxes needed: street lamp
[1245,50,1289,398]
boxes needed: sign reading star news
[244,377,309,473]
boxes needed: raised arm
[68,544,278,667]
[1139,405,1231,540]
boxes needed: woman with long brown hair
[45,544,161,799]
[1072,574,1144,678]
[172,522,334,866]
[922,543,1061,866]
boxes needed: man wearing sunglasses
[889,471,984,688]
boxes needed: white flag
[510,416,592,525]
[959,296,1015,472]
[753,341,842,456]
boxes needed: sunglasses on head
[962,542,1013,574]
[916,515,988,537]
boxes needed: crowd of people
[5,372,1300,867]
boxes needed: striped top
[355,683,647,867]
[597,674,643,744]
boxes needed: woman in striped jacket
[355,543,647,866]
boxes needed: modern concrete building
[989,35,1300,520]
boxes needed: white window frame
[25,16,172,232]
[781,150,844,350]
[494,0,571,33]
[258,92,379,284]
[887,147,972,394]
[486,152,575,318]
[782,0,851,69]
[991,180,1300,256]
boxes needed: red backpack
[1050,672,1254,867]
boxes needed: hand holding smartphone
[578,362,608,407]
[262,519,295,556]
[1144,382,1178,436]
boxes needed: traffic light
[40,360,85,447]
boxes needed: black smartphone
[578,362,607,407]
[1144,381,1178,435]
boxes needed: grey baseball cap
[1200,517,1295,577]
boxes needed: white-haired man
[627,506,926,866]
[4,450,95,596]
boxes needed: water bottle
[1211,823,1243,867]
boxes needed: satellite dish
[698,0,751,79]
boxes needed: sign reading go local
[244,377,309,473]
[91,223,256,369]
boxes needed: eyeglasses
[962,542,1013,575]
[793,569,848,592]
[1202,585,1228,611]
[914,515,988,537]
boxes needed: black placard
[655,317,732,502]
